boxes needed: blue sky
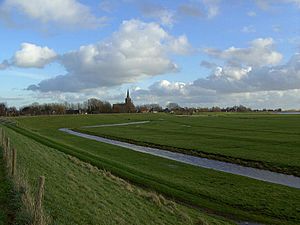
[0,0,300,109]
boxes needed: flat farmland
[7,113,300,224]
[75,113,300,175]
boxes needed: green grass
[2,126,233,225]
[15,113,300,175]
[0,150,11,225]
[4,114,300,224]
[77,113,300,176]
[0,148,21,225]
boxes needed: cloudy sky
[0,0,299,109]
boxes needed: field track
[82,121,150,128]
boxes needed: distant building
[66,109,82,114]
[113,90,136,113]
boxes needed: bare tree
[0,103,7,116]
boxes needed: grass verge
[0,148,15,225]
[1,125,233,225]
[3,123,300,225]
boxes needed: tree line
[0,100,284,117]
[0,98,112,116]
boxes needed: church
[112,90,136,113]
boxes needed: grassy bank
[1,125,233,225]
[0,148,14,225]
[4,115,300,224]
[0,147,27,225]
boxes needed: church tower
[125,89,132,104]
[113,89,136,113]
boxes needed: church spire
[125,89,131,104]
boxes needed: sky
[0,0,299,109]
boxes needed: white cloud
[30,63,300,109]
[26,35,299,108]
[196,39,299,94]
[131,69,300,108]
[148,80,187,96]
[210,66,252,80]
[193,53,300,93]
[168,35,193,55]
[1,0,106,29]
[28,20,192,92]
[132,39,300,107]
[204,38,282,67]
[0,43,57,69]
[34,83,300,109]
[13,43,57,68]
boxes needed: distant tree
[101,101,112,113]
[87,98,103,113]
[197,107,209,112]
[86,98,112,113]
[211,106,221,112]
[20,106,32,115]
[51,104,66,114]
[7,107,18,116]
[149,104,162,112]
[0,103,7,116]
[167,102,180,110]
[137,104,162,113]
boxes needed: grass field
[77,113,300,176]
[15,113,300,175]
[0,125,233,225]
[2,113,298,224]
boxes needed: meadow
[0,126,233,225]
[1,113,298,224]
[17,113,300,175]
[77,113,300,176]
